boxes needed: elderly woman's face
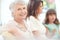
[13,4,27,20]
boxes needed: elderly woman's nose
[21,9,25,12]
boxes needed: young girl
[44,9,60,40]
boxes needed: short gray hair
[9,0,28,12]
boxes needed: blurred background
[0,0,60,26]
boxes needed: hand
[32,30,40,36]
[52,29,56,34]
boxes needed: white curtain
[55,0,60,22]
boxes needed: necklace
[15,21,27,32]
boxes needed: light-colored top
[44,24,60,40]
[27,16,48,40]
[44,24,58,32]
[1,20,35,40]
[27,16,46,34]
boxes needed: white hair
[9,0,28,12]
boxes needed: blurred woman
[27,0,48,40]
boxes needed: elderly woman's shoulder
[1,20,16,31]
[5,20,16,27]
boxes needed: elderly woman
[1,0,34,40]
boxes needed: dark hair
[45,9,59,25]
[27,0,43,19]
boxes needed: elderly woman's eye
[23,7,25,9]
[17,8,21,10]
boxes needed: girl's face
[48,14,56,23]
[13,4,27,20]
